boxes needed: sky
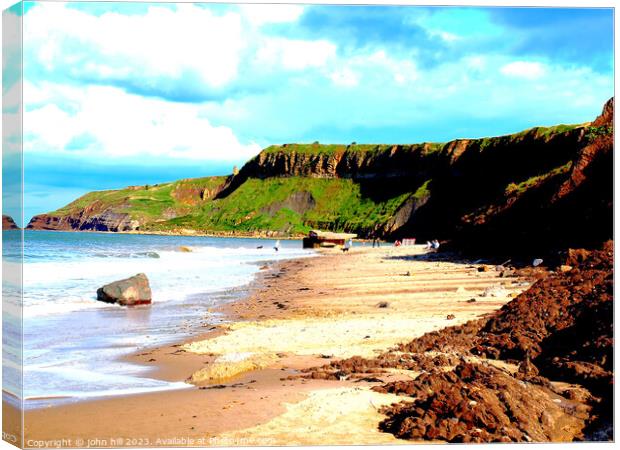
[2,1,615,224]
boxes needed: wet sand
[24,245,531,447]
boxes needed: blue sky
[8,2,615,224]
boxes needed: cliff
[27,98,613,255]
[27,176,227,232]
[2,215,19,230]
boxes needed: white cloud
[332,50,418,87]
[240,4,304,26]
[25,2,245,88]
[24,83,261,162]
[330,68,359,87]
[255,37,337,70]
[500,61,546,79]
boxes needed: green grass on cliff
[143,177,413,235]
[52,176,227,222]
[504,162,572,196]
[263,142,444,157]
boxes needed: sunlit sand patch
[216,387,413,446]
[182,316,455,360]
[187,352,278,384]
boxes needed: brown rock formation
[27,211,137,232]
[96,273,152,306]
[2,215,19,230]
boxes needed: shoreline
[22,227,387,244]
[22,227,336,241]
[23,245,532,446]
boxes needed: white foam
[19,235,317,402]
[22,244,315,318]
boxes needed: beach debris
[532,258,543,267]
[179,246,193,252]
[355,377,383,384]
[199,384,225,390]
[404,271,411,276]
[377,301,390,308]
[456,286,467,294]
[481,286,508,297]
[446,314,456,320]
[96,273,152,306]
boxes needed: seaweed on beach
[303,241,614,442]
[375,361,590,443]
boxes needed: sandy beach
[24,245,532,447]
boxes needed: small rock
[532,258,543,267]
[477,266,489,272]
[559,265,573,273]
[466,298,477,303]
[446,314,456,320]
[377,301,390,308]
[179,246,193,252]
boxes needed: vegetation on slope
[141,177,413,235]
[52,176,227,224]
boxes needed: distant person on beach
[342,238,352,253]
[274,240,280,252]
[432,240,440,250]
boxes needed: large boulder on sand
[96,273,152,306]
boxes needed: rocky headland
[27,99,613,258]
[2,214,19,230]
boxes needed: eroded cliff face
[26,211,138,232]
[443,98,613,257]
[27,176,228,232]
[27,98,613,256]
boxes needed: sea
[2,230,315,408]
